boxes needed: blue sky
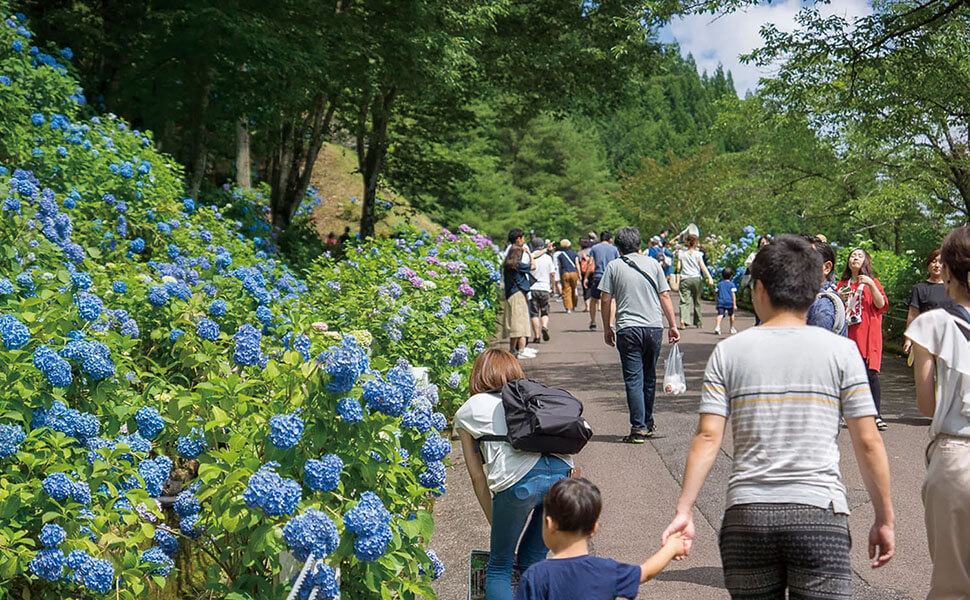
[659,0,872,96]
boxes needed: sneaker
[621,431,648,444]
[730,327,738,334]
[514,351,533,360]
[542,328,550,342]
[589,323,597,330]
[644,424,657,438]
[714,326,721,335]
[875,416,888,431]
[519,347,538,358]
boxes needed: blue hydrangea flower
[243,463,301,517]
[170,328,184,341]
[147,285,169,307]
[79,556,114,592]
[401,400,433,433]
[363,377,406,417]
[303,455,343,492]
[447,344,469,367]
[28,548,63,581]
[336,398,364,423]
[353,522,392,562]
[74,292,104,321]
[294,334,311,361]
[173,489,200,518]
[38,523,66,548]
[343,491,391,536]
[0,314,30,350]
[419,460,447,488]
[42,471,74,501]
[176,427,207,459]
[65,549,91,572]
[71,480,91,505]
[447,371,462,389]
[0,424,25,459]
[154,528,179,557]
[129,237,145,253]
[120,318,140,339]
[268,411,304,450]
[282,508,340,561]
[208,299,226,317]
[112,280,127,294]
[421,432,452,462]
[0,278,13,294]
[71,271,93,290]
[140,546,173,576]
[430,412,447,431]
[139,457,169,497]
[256,305,273,325]
[425,549,445,580]
[179,513,203,539]
[196,318,220,341]
[294,563,339,600]
[135,407,164,440]
[232,324,264,367]
[322,335,369,392]
[32,345,72,387]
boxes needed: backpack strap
[476,386,510,446]
[944,305,970,341]
[620,256,661,300]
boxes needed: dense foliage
[0,11,499,599]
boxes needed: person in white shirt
[454,350,573,600]
[529,238,557,343]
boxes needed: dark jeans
[867,369,882,414]
[616,326,663,430]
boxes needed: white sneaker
[713,326,721,335]
[515,351,533,360]
[519,347,538,358]
[730,327,738,334]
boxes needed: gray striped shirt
[700,326,877,514]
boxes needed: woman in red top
[838,248,889,429]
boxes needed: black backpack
[479,379,593,454]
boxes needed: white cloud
[660,0,872,96]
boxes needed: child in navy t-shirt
[714,267,738,336]
[514,478,685,600]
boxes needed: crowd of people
[458,221,970,600]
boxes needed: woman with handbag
[905,226,970,599]
[676,234,714,328]
[837,248,889,429]
[454,350,574,600]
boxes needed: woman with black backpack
[454,349,576,600]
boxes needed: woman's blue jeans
[486,456,571,600]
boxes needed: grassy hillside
[307,143,438,237]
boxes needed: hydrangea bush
[0,8,498,599]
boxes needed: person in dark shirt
[515,478,684,600]
[337,226,352,245]
[904,248,954,354]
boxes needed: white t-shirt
[678,249,705,279]
[532,254,556,293]
[906,309,970,438]
[454,393,573,493]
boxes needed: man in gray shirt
[662,235,894,599]
[599,227,680,442]
[586,231,620,331]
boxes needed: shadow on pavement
[654,565,725,589]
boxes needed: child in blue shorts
[515,478,685,600]
[714,267,737,335]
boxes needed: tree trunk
[235,118,251,190]
[187,70,212,199]
[356,88,397,239]
[268,94,337,230]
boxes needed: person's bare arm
[903,306,919,352]
[659,291,680,343]
[601,291,615,346]
[662,414,727,555]
[458,429,492,523]
[911,343,936,417]
[845,416,895,568]
[700,258,714,286]
[640,534,686,582]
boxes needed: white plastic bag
[663,344,687,395]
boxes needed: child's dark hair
[721,266,734,280]
[750,234,821,311]
[543,477,602,535]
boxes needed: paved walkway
[432,296,930,599]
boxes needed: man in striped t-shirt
[662,235,895,600]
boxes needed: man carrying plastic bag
[600,227,681,443]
